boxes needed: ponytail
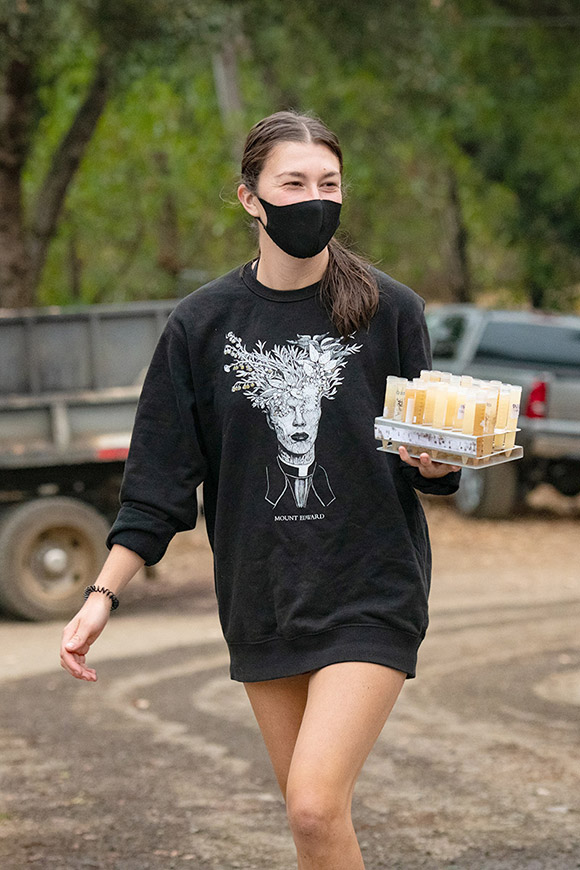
[320,239,379,338]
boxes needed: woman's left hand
[398,445,461,478]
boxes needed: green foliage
[433,1,580,304]
[7,0,580,309]
[37,61,251,304]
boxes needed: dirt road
[1,487,579,869]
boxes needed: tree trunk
[153,150,182,277]
[65,213,83,301]
[0,58,34,308]
[25,58,110,300]
[212,28,244,162]
[445,166,471,304]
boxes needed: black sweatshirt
[106,262,461,681]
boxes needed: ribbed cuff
[400,464,462,495]
[105,505,177,566]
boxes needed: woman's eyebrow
[274,170,341,180]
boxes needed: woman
[61,110,461,870]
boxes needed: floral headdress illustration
[224,332,361,413]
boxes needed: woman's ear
[238,183,261,218]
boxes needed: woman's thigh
[286,661,406,812]
[243,670,312,798]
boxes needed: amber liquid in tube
[432,383,449,429]
[423,381,438,425]
[412,379,427,424]
[444,384,459,428]
[473,391,488,434]
[468,390,488,460]
[452,387,468,430]
[461,387,478,435]
[504,385,522,455]
[403,384,416,424]
[493,385,511,451]
[482,388,499,456]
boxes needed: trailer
[0,299,178,620]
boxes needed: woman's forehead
[263,140,341,177]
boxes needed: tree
[3,0,578,311]
[0,0,217,307]
[247,0,580,308]
[429,0,580,308]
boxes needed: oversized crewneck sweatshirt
[106,262,461,681]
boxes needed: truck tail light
[525,379,547,418]
[97,447,129,460]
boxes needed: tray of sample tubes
[374,371,524,468]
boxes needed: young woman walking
[61,110,461,869]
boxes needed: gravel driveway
[0,486,579,869]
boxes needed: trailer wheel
[0,497,109,621]
[454,462,522,519]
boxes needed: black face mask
[257,197,341,259]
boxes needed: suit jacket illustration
[265,457,336,509]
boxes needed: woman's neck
[255,232,329,290]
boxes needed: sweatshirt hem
[227,623,423,683]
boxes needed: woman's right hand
[60,595,112,681]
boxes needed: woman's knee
[286,784,350,843]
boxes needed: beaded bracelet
[83,584,120,611]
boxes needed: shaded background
[2,0,580,312]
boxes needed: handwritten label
[375,421,478,456]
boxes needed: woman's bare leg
[243,670,312,799]
[285,662,406,870]
[245,661,405,869]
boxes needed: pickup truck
[426,305,580,518]
[0,299,178,620]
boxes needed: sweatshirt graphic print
[223,331,361,510]
[106,262,462,682]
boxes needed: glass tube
[482,388,499,455]
[432,383,449,429]
[393,378,407,421]
[461,387,478,435]
[412,378,427,424]
[423,381,438,426]
[403,382,417,424]
[504,385,522,454]
[444,382,459,428]
[493,384,512,451]
[452,387,468,430]
[384,375,400,418]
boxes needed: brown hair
[240,110,379,337]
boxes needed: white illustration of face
[267,388,322,459]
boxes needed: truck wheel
[454,462,522,519]
[0,497,109,621]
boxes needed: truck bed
[1,299,178,468]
